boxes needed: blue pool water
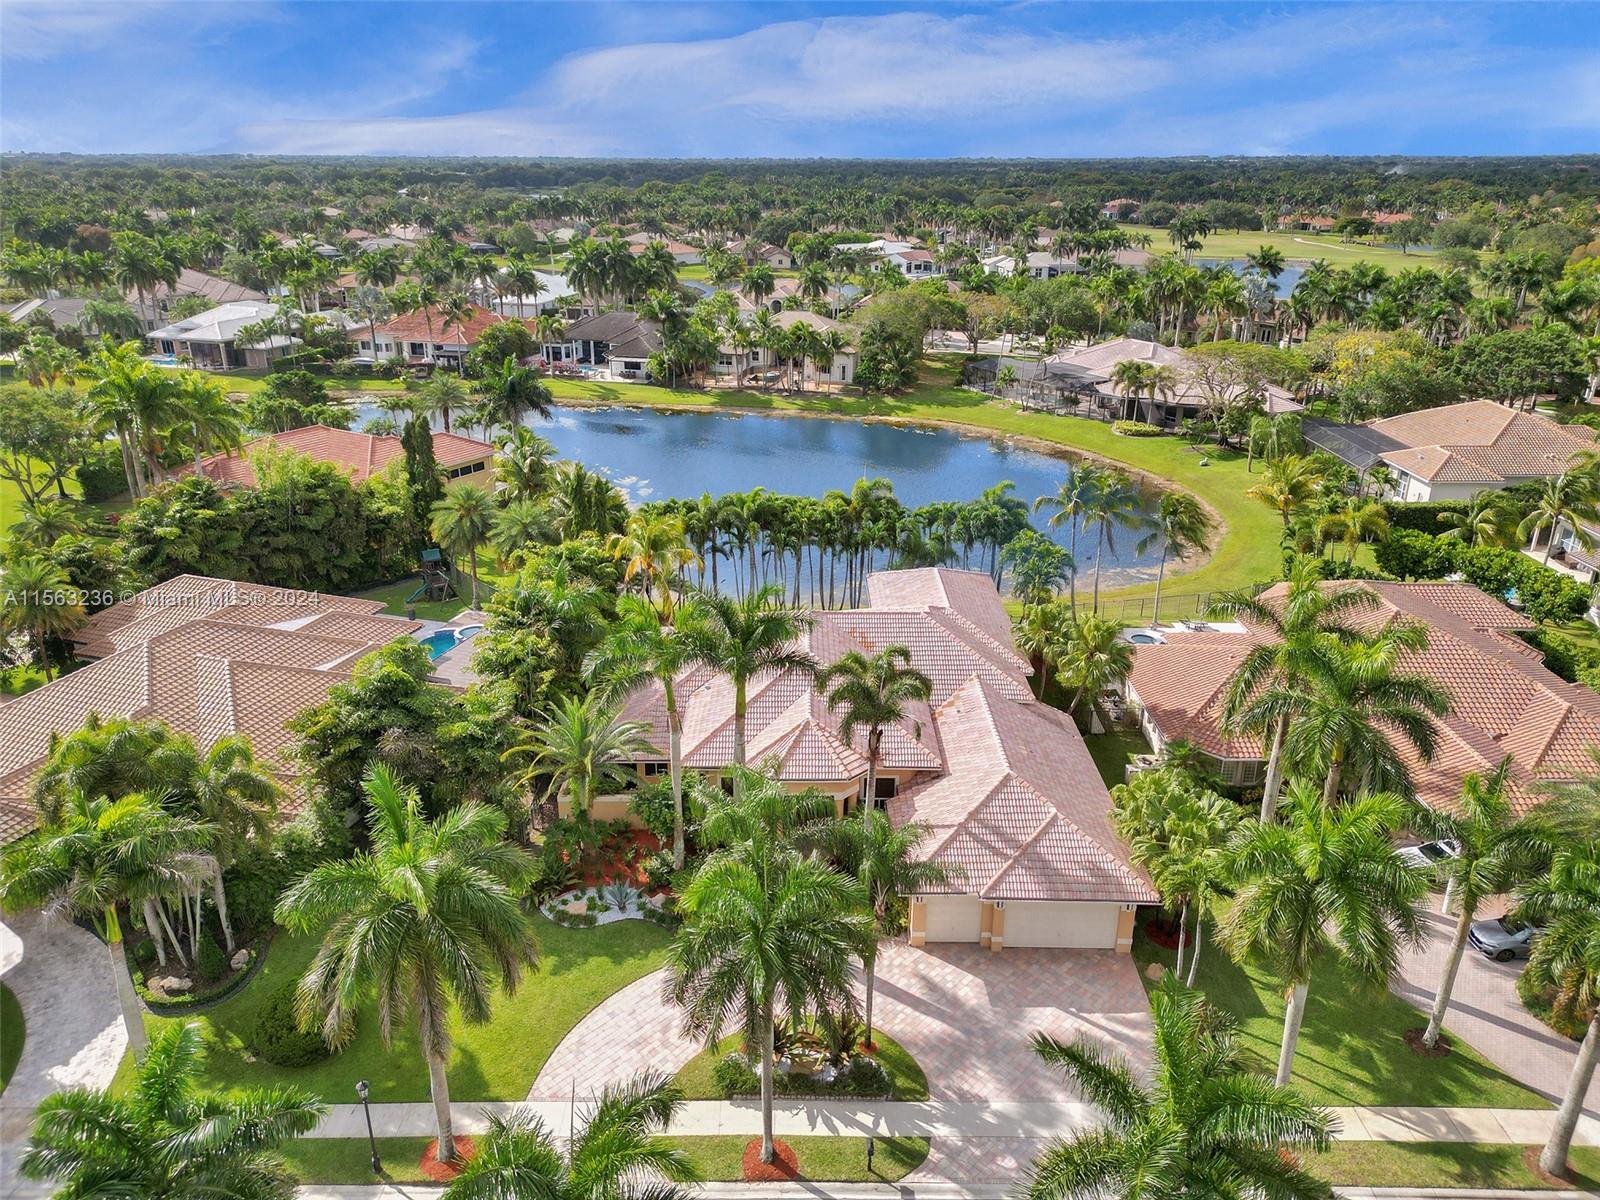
[419,625,482,659]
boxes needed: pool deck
[425,610,487,687]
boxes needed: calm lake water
[367,402,1168,586]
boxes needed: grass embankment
[1116,224,1444,274]
[673,1030,930,1101]
[280,1135,930,1185]
[115,916,671,1103]
[538,359,1280,606]
[1132,920,1543,1109]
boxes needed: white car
[1396,839,1461,871]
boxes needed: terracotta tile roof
[1129,580,1600,814]
[177,426,492,489]
[889,676,1155,904]
[378,305,528,347]
[1367,401,1595,483]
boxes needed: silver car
[1395,839,1460,871]
[1468,917,1537,962]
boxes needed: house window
[360,340,372,350]
[409,342,425,356]
[874,777,898,800]
[446,461,486,480]
[641,761,668,777]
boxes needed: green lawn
[0,983,25,1096]
[345,577,472,623]
[1132,919,1544,1109]
[1084,730,1151,789]
[119,916,672,1104]
[540,359,1281,605]
[1306,1142,1600,1190]
[673,1031,929,1101]
[1117,223,1445,274]
[281,1135,931,1184]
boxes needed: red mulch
[859,1040,879,1055]
[576,830,663,888]
[418,1136,478,1181]
[1403,1027,1453,1058]
[1524,1145,1575,1185]
[1143,920,1181,950]
[743,1137,800,1181]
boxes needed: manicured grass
[279,1138,434,1185]
[1117,223,1445,274]
[1083,729,1151,789]
[541,359,1282,605]
[671,1135,929,1182]
[0,983,25,1096]
[345,577,472,623]
[673,1031,930,1101]
[1306,1141,1600,1190]
[1133,917,1545,1109]
[124,916,672,1104]
[161,369,408,396]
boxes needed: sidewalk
[305,1098,1600,1146]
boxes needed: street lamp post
[355,1079,381,1174]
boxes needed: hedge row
[1372,530,1591,624]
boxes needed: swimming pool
[419,624,483,660]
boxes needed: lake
[365,402,1169,587]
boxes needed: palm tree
[1136,491,1214,628]
[587,594,705,868]
[815,645,932,812]
[472,355,552,432]
[505,693,647,818]
[1012,599,1071,698]
[1222,780,1426,1085]
[1514,840,1600,1178]
[1055,614,1134,733]
[1282,622,1451,805]
[1519,469,1600,565]
[1246,245,1287,278]
[606,512,701,620]
[681,584,817,771]
[0,555,86,679]
[489,498,555,567]
[811,809,952,1047]
[1317,495,1390,563]
[275,765,538,1164]
[80,341,179,497]
[20,1021,324,1199]
[1023,974,1333,1200]
[1437,489,1519,547]
[1245,454,1322,534]
[1081,469,1149,611]
[741,263,777,310]
[1211,558,1378,822]
[665,767,870,1164]
[1412,761,1548,1050]
[441,1072,698,1200]
[9,498,85,548]
[1,790,214,1057]
[430,483,496,605]
[493,427,557,502]
[1034,465,1105,617]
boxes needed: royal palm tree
[0,555,85,679]
[1246,245,1287,278]
[607,512,702,619]
[1211,558,1377,822]
[441,1072,698,1200]
[681,584,816,771]
[1245,454,1322,534]
[430,483,497,605]
[1055,614,1133,733]
[810,809,951,1047]
[1081,469,1149,611]
[20,1021,324,1199]
[1412,762,1549,1050]
[275,765,538,1163]
[505,693,647,819]
[472,355,552,432]
[815,645,932,812]
[1034,464,1106,617]
[440,292,478,375]
[1437,489,1520,547]
[1136,491,1214,628]
[1021,975,1333,1200]
[1222,780,1425,1086]
[665,768,870,1164]
[587,594,706,868]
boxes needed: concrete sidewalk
[306,1098,1600,1146]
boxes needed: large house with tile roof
[1125,579,1600,812]
[0,577,424,843]
[176,425,494,490]
[368,305,535,370]
[615,568,1156,951]
[1304,400,1597,502]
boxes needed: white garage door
[1003,902,1119,949]
[922,896,983,943]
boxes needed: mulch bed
[1143,920,1181,950]
[1402,1027,1453,1058]
[419,1135,478,1181]
[1523,1145,1575,1186]
[743,1137,800,1182]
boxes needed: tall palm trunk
[1423,905,1475,1049]
[1173,900,1189,979]
[1322,752,1344,806]
[1151,548,1170,627]
[666,684,686,870]
[427,1050,456,1162]
[1276,980,1310,1087]
[759,1007,777,1163]
[1260,716,1289,824]
[1091,527,1107,612]
[863,944,879,1048]
[1184,913,1204,987]
[1542,1011,1600,1177]
[104,906,149,1058]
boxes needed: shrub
[642,849,676,892]
[628,779,676,842]
[546,907,597,928]
[1380,500,1471,534]
[833,1055,891,1097]
[1370,530,1590,624]
[250,984,337,1067]
[224,821,347,938]
[76,441,131,503]
[1112,420,1165,437]
[196,931,228,981]
[1517,968,1591,1041]
[713,1053,761,1097]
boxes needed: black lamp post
[355,1079,381,1173]
[866,1134,876,1175]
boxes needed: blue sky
[2,2,1596,158]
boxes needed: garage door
[922,896,983,943]
[1003,902,1119,949]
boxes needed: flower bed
[129,934,265,1013]
[541,881,678,930]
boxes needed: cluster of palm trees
[640,289,856,392]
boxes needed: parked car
[1468,917,1538,962]
[1396,839,1460,871]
